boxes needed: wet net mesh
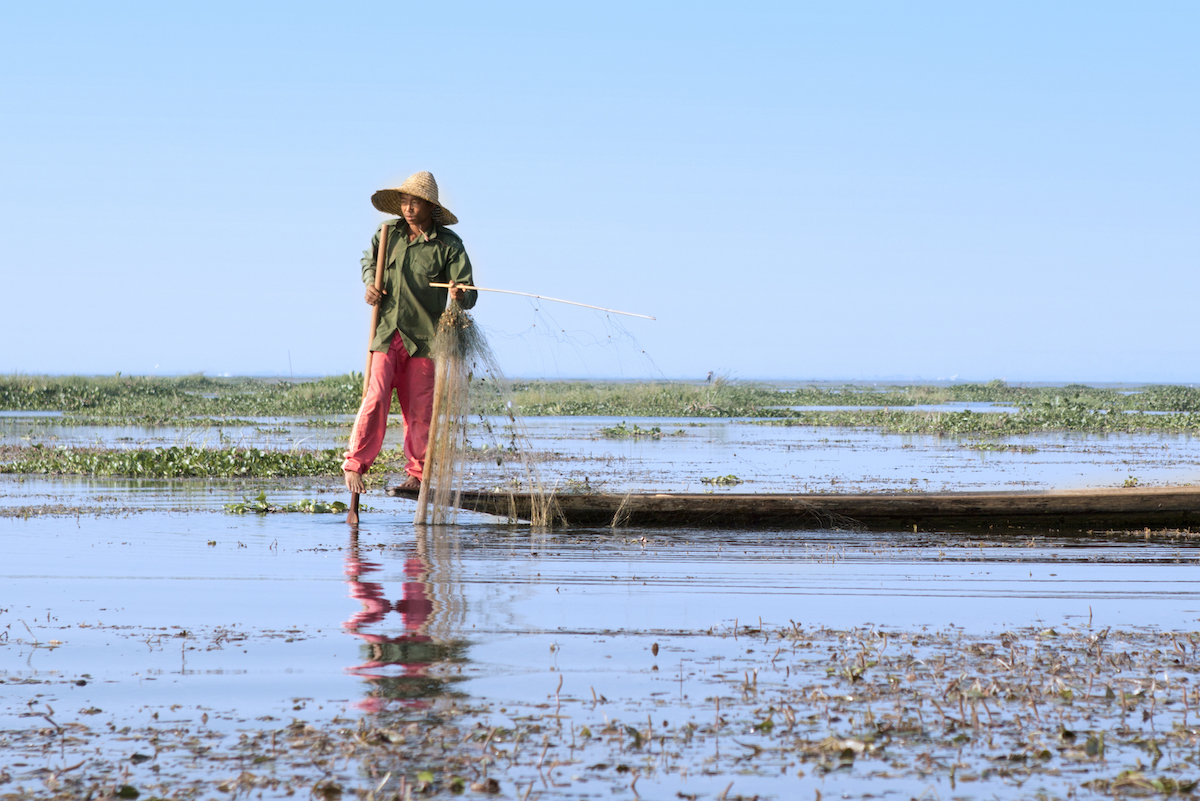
[414,303,553,527]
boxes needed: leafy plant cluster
[598,421,682,440]
[961,442,1039,453]
[224,491,347,514]
[499,380,1200,421]
[499,380,777,417]
[760,399,1200,436]
[0,373,362,421]
[0,445,346,478]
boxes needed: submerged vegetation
[6,619,1200,799]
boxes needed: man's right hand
[365,286,383,305]
[345,470,366,494]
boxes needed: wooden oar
[428,282,654,320]
[347,222,390,526]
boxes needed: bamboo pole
[347,222,390,526]
[363,223,390,394]
[412,351,449,525]
[428,282,654,320]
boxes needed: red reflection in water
[343,533,436,712]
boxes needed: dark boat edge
[391,485,1200,532]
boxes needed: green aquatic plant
[5,375,1200,430]
[756,406,1200,435]
[0,374,362,420]
[598,421,672,440]
[495,378,1133,417]
[224,492,348,514]
[1136,384,1200,412]
[0,445,346,478]
[961,442,1039,453]
[497,379,784,417]
[701,474,743,485]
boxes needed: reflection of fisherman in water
[343,532,467,712]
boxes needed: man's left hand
[448,279,467,304]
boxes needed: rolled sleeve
[447,244,477,310]
[361,228,382,287]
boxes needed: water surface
[4,508,1199,799]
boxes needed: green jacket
[361,219,477,358]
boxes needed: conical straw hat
[371,171,458,225]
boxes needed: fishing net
[414,303,554,527]
[490,298,664,379]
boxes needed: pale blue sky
[2,2,1197,381]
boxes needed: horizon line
[4,371,1198,387]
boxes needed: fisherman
[343,171,477,495]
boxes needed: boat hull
[397,486,1200,531]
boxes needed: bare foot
[386,475,421,496]
[344,470,366,494]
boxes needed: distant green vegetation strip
[4,375,1200,429]
[0,374,362,423]
[497,379,1200,418]
[502,380,790,417]
[756,404,1200,435]
[0,445,355,478]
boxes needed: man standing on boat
[343,171,476,495]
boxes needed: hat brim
[371,189,458,225]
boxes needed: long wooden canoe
[392,485,1200,531]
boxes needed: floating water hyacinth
[224,491,349,514]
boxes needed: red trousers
[342,332,436,480]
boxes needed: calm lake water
[4,420,1200,797]
[4,503,1200,798]
[5,413,1200,495]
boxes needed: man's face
[399,193,434,230]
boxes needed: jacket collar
[392,219,440,243]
